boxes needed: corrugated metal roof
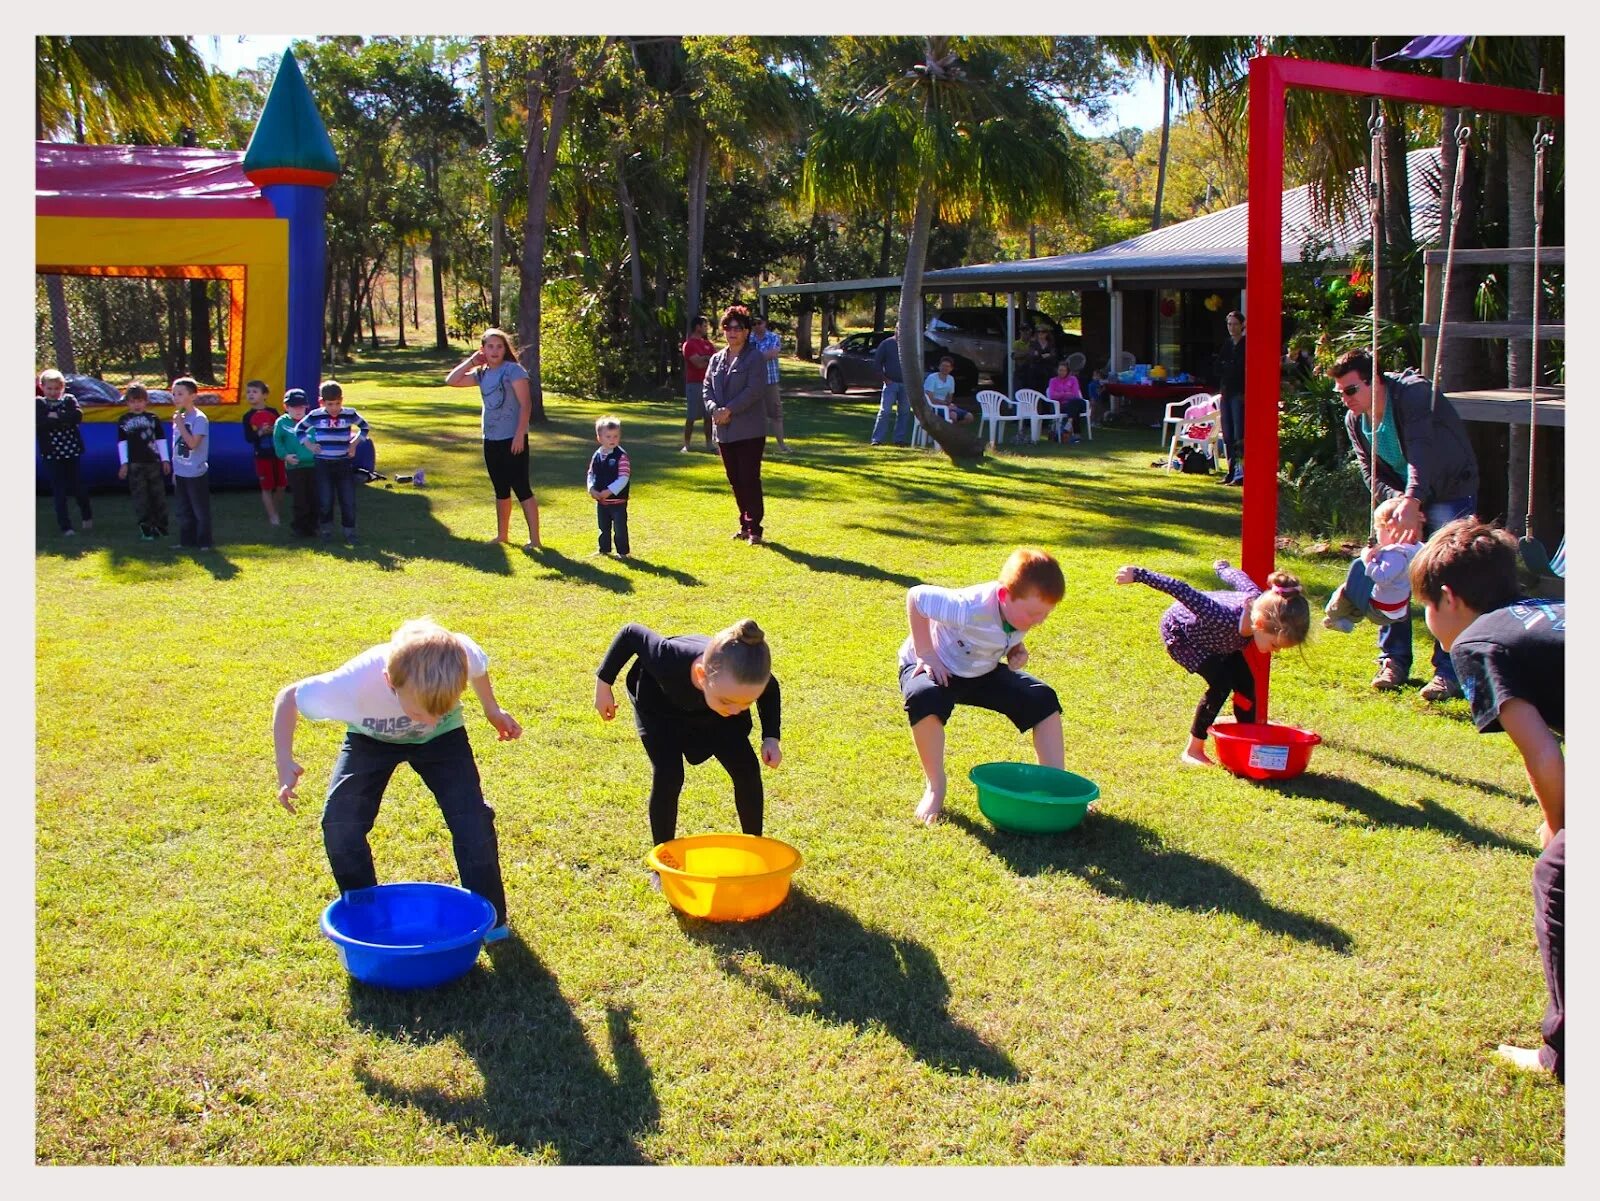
[763,148,1442,296]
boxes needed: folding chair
[975,390,1024,446]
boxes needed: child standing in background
[273,389,319,537]
[115,382,169,540]
[169,377,212,550]
[587,415,631,557]
[1114,560,1310,766]
[294,380,369,545]
[36,368,92,537]
[242,379,285,528]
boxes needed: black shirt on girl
[597,623,780,744]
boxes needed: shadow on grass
[1319,736,1532,802]
[946,811,1353,954]
[617,555,703,587]
[1272,771,1537,854]
[677,887,1018,1080]
[760,540,923,589]
[527,545,633,592]
[347,932,658,1164]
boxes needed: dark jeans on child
[45,458,92,532]
[1192,649,1257,740]
[285,468,318,535]
[899,661,1061,731]
[126,462,167,536]
[320,726,508,925]
[173,473,212,547]
[597,502,630,555]
[315,457,358,535]
[1533,830,1564,1081]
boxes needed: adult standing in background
[1215,310,1246,485]
[681,315,716,454]
[751,313,791,454]
[1023,324,1058,394]
[1331,347,1479,701]
[445,327,540,550]
[870,330,911,447]
[704,305,770,544]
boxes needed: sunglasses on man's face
[1339,383,1363,398]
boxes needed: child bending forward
[595,620,781,864]
[900,547,1066,824]
[1115,560,1310,766]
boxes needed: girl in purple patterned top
[1114,560,1311,766]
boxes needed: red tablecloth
[1102,382,1213,402]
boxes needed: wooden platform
[1442,386,1564,428]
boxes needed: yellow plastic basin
[645,833,803,922]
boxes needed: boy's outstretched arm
[1498,698,1564,844]
[272,684,305,813]
[470,672,522,741]
[906,592,949,685]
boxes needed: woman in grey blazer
[704,305,770,544]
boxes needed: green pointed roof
[243,48,339,186]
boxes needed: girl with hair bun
[1114,559,1310,766]
[595,619,783,865]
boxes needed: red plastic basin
[1210,720,1321,780]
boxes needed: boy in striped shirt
[294,380,370,544]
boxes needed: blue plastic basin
[320,882,495,989]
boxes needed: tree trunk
[873,213,893,331]
[685,124,710,334]
[430,227,449,351]
[1151,66,1172,231]
[518,50,582,424]
[614,145,645,366]
[395,241,408,347]
[46,275,76,375]
[410,244,419,330]
[188,280,214,381]
[480,38,503,328]
[798,304,814,361]
[899,178,983,462]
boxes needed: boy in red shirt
[242,379,285,527]
[681,315,716,453]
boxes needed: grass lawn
[35,346,1563,1165]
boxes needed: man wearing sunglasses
[1331,348,1479,701]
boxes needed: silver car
[924,307,1079,378]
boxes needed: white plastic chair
[1164,412,1224,472]
[1014,389,1058,442]
[911,402,952,448]
[975,389,1024,446]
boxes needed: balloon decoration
[1159,297,1177,318]
[1203,293,1224,312]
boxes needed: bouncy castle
[35,49,338,488]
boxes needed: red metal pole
[1243,55,1286,719]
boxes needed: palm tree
[36,36,221,375]
[804,36,1096,461]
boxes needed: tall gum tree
[804,36,1095,461]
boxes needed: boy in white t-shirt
[898,547,1067,824]
[272,618,522,940]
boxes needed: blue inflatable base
[37,422,376,492]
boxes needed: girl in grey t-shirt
[445,327,541,549]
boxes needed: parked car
[924,306,1082,378]
[819,331,979,396]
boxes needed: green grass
[35,346,1562,1164]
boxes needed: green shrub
[1278,457,1375,541]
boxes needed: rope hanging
[1429,121,1474,414]
[1365,92,1384,540]
[1526,111,1555,537]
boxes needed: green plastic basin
[968,762,1099,834]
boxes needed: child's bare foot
[1179,737,1213,767]
[1495,1044,1548,1072]
[915,788,945,825]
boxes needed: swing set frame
[1242,54,1563,719]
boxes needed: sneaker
[484,923,511,944]
[1371,660,1406,691]
[679,445,691,454]
[62,528,76,537]
[1322,616,1355,634]
[747,533,765,546]
[343,532,359,545]
[731,530,749,541]
[1419,675,1463,702]
[82,519,93,531]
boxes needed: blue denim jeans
[597,501,630,554]
[871,381,910,444]
[321,726,508,925]
[45,457,92,531]
[1219,391,1244,478]
[1377,494,1476,681]
[315,457,358,534]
